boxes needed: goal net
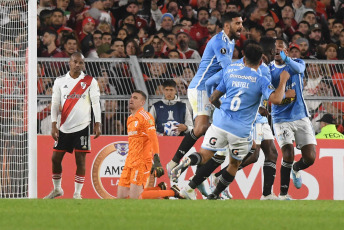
[0,0,31,198]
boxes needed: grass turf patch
[0,200,343,230]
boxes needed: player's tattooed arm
[210,90,224,108]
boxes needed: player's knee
[51,154,62,166]
[266,147,278,163]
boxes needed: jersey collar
[271,60,286,68]
[66,71,85,79]
[221,30,234,43]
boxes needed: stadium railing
[37,57,344,135]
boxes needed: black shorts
[53,126,91,153]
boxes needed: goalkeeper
[117,90,169,199]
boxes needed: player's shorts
[188,88,213,118]
[53,126,91,153]
[273,117,317,149]
[118,162,152,187]
[201,124,253,161]
[253,122,274,145]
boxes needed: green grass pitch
[0,200,343,230]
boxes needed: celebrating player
[175,44,294,199]
[270,38,317,200]
[167,11,243,181]
[44,52,101,199]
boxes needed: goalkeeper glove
[151,154,165,178]
[280,50,290,64]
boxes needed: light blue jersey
[205,58,271,124]
[270,59,309,123]
[213,66,275,138]
[188,30,235,90]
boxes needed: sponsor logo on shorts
[91,141,129,199]
[209,137,217,145]
[232,149,239,155]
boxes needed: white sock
[52,174,62,190]
[74,175,85,194]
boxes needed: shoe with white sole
[166,161,178,180]
[43,188,64,199]
[170,157,191,183]
[291,168,302,189]
[278,194,293,200]
[73,193,82,199]
[180,187,197,200]
[260,193,278,200]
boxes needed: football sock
[293,158,310,171]
[213,170,234,196]
[263,161,276,196]
[74,174,85,195]
[52,173,62,190]
[280,161,292,195]
[139,190,175,199]
[189,156,225,189]
[172,130,199,163]
[143,186,161,191]
[214,164,228,177]
[188,152,202,165]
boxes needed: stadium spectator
[125,39,140,56]
[116,28,128,41]
[290,31,304,43]
[101,0,116,27]
[227,2,239,13]
[66,0,89,34]
[88,0,112,25]
[278,5,298,39]
[289,42,301,58]
[78,17,96,43]
[37,85,53,134]
[141,44,155,58]
[149,79,193,136]
[145,58,170,95]
[97,21,112,33]
[86,30,102,58]
[211,9,222,22]
[257,0,279,24]
[262,15,276,30]
[270,0,288,20]
[217,0,227,15]
[265,28,277,38]
[303,63,325,111]
[302,11,317,26]
[295,37,312,59]
[199,16,220,55]
[101,32,112,45]
[316,114,344,139]
[243,4,261,29]
[101,100,124,135]
[181,4,198,24]
[331,20,344,43]
[44,53,101,200]
[40,29,61,57]
[325,43,338,60]
[117,90,164,199]
[151,0,177,33]
[107,38,126,58]
[119,13,136,28]
[53,36,79,57]
[190,7,210,46]
[50,8,73,35]
[296,20,310,35]
[177,29,201,59]
[337,29,344,59]
[56,0,70,12]
[249,24,265,42]
[98,75,117,95]
[292,0,308,23]
[137,26,150,45]
[308,23,324,57]
[166,49,183,77]
[37,0,54,15]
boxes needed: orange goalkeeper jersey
[126,107,159,167]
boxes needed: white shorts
[253,122,274,145]
[201,124,253,161]
[188,88,213,119]
[273,117,317,149]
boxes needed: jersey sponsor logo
[209,137,217,145]
[64,92,86,99]
[220,48,226,54]
[229,74,257,82]
[91,141,129,198]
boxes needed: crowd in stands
[35,0,344,135]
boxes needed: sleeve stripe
[139,111,151,120]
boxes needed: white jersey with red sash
[51,71,100,133]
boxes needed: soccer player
[117,90,165,199]
[44,52,101,199]
[204,37,280,200]
[270,38,317,200]
[167,11,243,178]
[175,44,293,199]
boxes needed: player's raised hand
[280,50,290,63]
[285,89,296,98]
[151,154,165,178]
[94,122,101,139]
[280,70,290,83]
[51,122,59,141]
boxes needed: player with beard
[166,12,243,195]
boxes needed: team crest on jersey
[134,121,138,127]
[81,82,86,89]
[220,48,226,54]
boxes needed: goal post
[0,0,37,198]
[28,0,37,198]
